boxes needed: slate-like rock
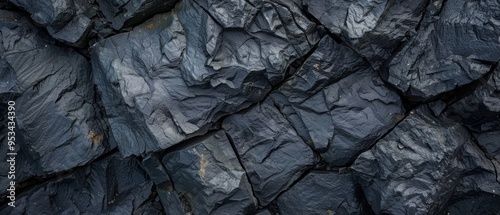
[97,0,178,30]
[140,154,187,214]
[445,64,500,163]
[446,64,500,128]
[92,0,319,156]
[273,36,404,166]
[0,10,108,193]
[223,97,317,206]
[163,131,257,215]
[0,58,19,102]
[8,0,95,46]
[0,154,156,215]
[303,0,428,69]
[383,0,500,101]
[277,171,370,215]
[352,106,499,215]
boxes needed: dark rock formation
[97,0,178,30]
[163,131,257,215]
[91,0,319,157]
[1,0,499,214]
[0,154,158,214]
[273,36,405,167]
[0,10,109,195]
[302,0,428,69]
[223,97,318,206]
[352,106,500,214]
[383,0,500,101]
[277,171,370,215]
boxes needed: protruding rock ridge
[91,0,320,156]
[352,105,500,215]
[0,10,108,195]
[383,0,500,101]
[272,35,405,167]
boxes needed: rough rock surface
[383,0,500,101]
[352,106,500,214]
[277,171,370,215]
[223,97,317,206]
[1,0,499,214]
[163,131,257,215]
[92,0,319,157]
[302,0,428,69]
[97,0,178,30]
[0,10,108,194]
[8,0,96,47]
[273,36,405,166]
[0,154,159,214]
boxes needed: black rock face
[0,0,499,214]
[277,171,370,215]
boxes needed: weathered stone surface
[446,64,500,128]
[8,0,96,46]
[302,0,428,69]
[223,97,317,206]
[273,36,404,167]
[277,171,370,215]
[92,0,319,156]
[1,0,499,213]
[0,155,156,214]
[97,0,178,30]
[0,10,108,194]
[163,131,257,215]
[383,0,500,101]
[352,106,499,215]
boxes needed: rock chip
[163,131,257,215]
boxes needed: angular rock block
[8,0,95,46]
[352,106,500,215]
[97,0,178,29]
[223,97,317,206]
[163,131,257,215]
[92,0,319,156]
[384,0,500,101]
[303,0,428,69]
[0,155,156,214]
[277,171,369,215]
[0,10,108,193]
[273,36,405,166]
[446,64,500,127]
[446,64,500,162]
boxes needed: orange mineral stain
[87,131,102,144]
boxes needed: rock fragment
[163,131,257,215]
[92,0,319,156]
[223,97,317,206]
[97,0,178,30]
[352,106,499,214]
[273,36,404,166]
[303,0,428,69]
[277,171,370,215]
[383,0,500,101]
[0,155,156,215]
[0,10,108,194]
